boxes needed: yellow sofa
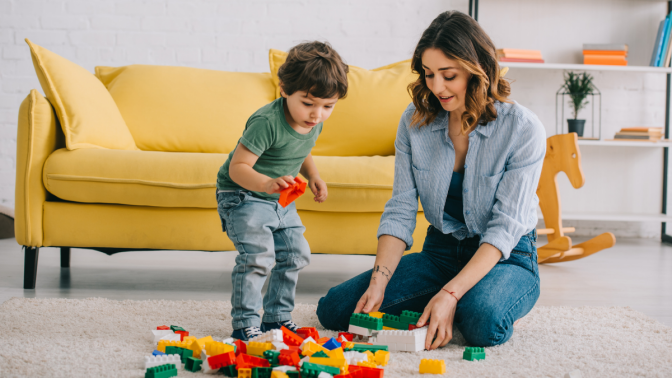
[16,42,430,289]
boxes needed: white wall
[0,0,668,238]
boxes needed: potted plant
[562,71,595,137]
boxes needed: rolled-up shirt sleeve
[377,109,419,250]
[480,114,546,260]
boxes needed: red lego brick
[157,325,170,330]
[335,374,354,378]
[278,349,300,366]
[338,332,354,342]
[234,339,247,356]
[408,324,418,330]
[357,365,384,378]
[316,337,331,345]
[175,330,189,341]
[236,353,270,369]
[278,177,307,208]
[208,351,236,369]
[347,366,364,378]
[297,327,320,341]
[281,326,304,347]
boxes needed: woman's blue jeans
[316,226,540,347]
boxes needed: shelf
[538,212,672,222]
[577,139,672,148]
[500,62,672,73]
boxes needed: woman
[316,10,546,349]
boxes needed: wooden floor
[1,236,670,326]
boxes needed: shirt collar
[429,110,494,138]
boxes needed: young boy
[216,41,349,341]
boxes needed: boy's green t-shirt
[216,97,322,200]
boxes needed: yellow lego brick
[357,361,377,368]
[374,350,390,366]
[364,350,375,363]
[157,339,191,353]
[204,341,235,357]
[239,368,252,378]
[309,357,347,370]
[247,341,273,356]
[271,372,289,378]
[382,326,395,330]
[326,347,345,360]
[368,312,385,319]
[189,335,214,357]
[183,335,197,344]
[342,341,355,350]
[419,359,446,374]
[301,341,329,356]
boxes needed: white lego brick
[273,365,298,372]
[348,324,375,337]
[271,341,288,351]
[565,370,583,378]
[317,372,333,378]
[343,351,368,365]
[158,333,181,343]
[200,350,219,374]
[152,329,176,343]
[143,354,181,369]
[250,329,283,343]
[222,337,235,345]
[300,336,316,348]
[338,335,349,343]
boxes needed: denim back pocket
[216,191,244,232]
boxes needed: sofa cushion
[25,39,138,151]
[95,65,276,154]
[269,49,418,157]
[43,149,407,212]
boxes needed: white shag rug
[0,298,671,377]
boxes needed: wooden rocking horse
[536,133,616,263]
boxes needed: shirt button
[466,210,471,215]
[463,189,468,193]
[464,165,468,169]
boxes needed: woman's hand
[354,282,386,314]
[309,176,328,203]
[416,290,458,350]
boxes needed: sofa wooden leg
[24,247,39,289]
[60,247,71,268]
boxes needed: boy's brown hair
[278,41,349,99]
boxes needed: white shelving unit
[503,61,672,236]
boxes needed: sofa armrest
[15,89,64,247]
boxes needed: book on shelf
[652,12,672,67]
[613,127,663,141]
[583,43,628,66]
[497,49,544,63]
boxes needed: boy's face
[281,88,339,134]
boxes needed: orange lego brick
[278,177,307,208]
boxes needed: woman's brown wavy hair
[409,11,511,131]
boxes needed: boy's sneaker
[261,320,300,333]
[231,326,263,341]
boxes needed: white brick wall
[0,0,668,238]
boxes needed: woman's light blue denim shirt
[377,101,546,260]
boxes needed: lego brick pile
[144,311,484,377]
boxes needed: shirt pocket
[476,170,504,218]
[411,165,432,209]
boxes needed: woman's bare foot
[513,318,522,327]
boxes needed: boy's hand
[264,176,295,195]
[309,177,328,203]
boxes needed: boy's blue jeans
[217,190,311,330]
[316,226,540,347]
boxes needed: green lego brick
[352,344,388,352]
[399,310,422,325]
[311,350,329,358]
[349,313,383,330]
[184,357,202,372]
[165,346,190,362]
[169,325,186,332]
[286,371,300,378]
[263,350,280,365]
[382,314,409,330]
[252,367,273,378]
[301,362,340,376]
[221,364,238,377]
[145,363,178,378]
[463,346,486,361]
